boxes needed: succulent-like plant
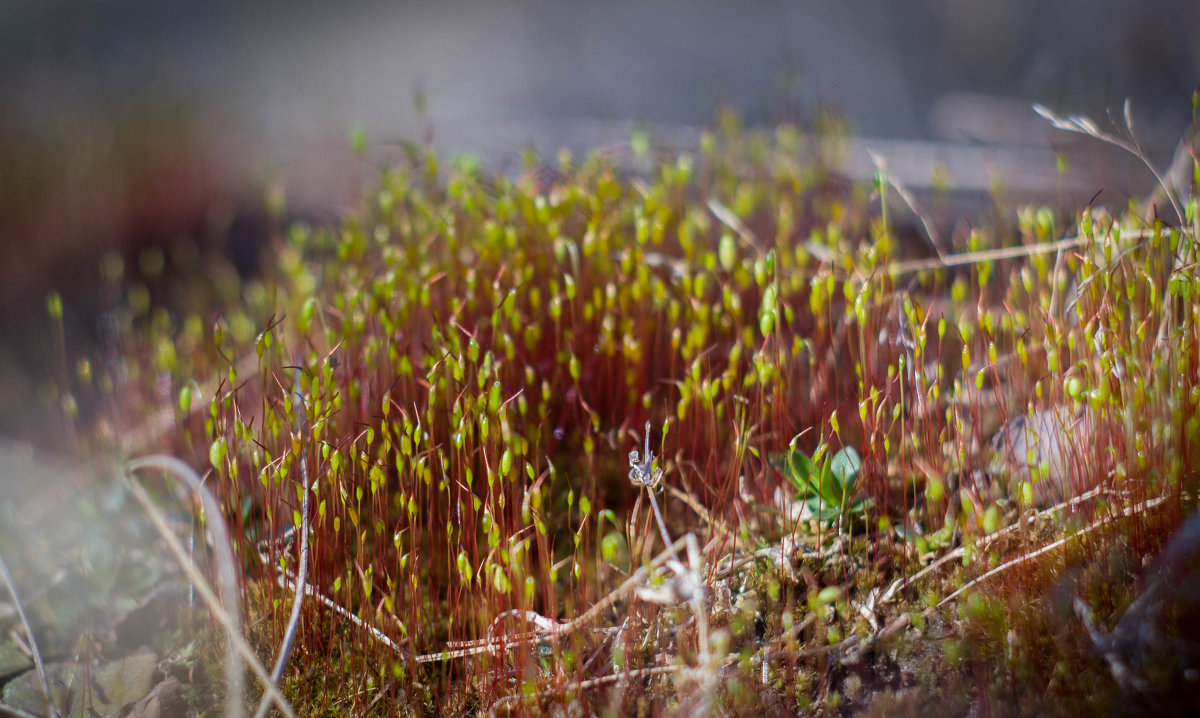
[780,437,871,525]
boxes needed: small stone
[116,583,183,650]
[128,677,187,718]
[987,406,1099,507]
[3,647,158,718]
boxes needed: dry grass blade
[0,551,61,718]
[887,224,1179,279]
[489,664,681,716]
[868,147,945,260]
[886,234,1091,276]
[126,455,246,718]
[123,468,298,718]
[884,486,1112,603]
[938,495,1170,607]
[268,566,408,656]
[1034,100,1193,348]
[707,197,761,252]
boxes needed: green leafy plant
[781,438,871,523]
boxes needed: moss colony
[48,108,1200,716]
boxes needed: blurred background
[1,0,1198,440]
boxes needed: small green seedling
[781,436,871,524]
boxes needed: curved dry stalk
[707,197,761,253]
[1033,100,1194,349]
[1152,121,1200,217]
[887,234,1092,277]
[265,561,408,657]
[937,494,1169,607]
[489,664,681,716]
[0,551,61,718]
[122,470,297,718]
[1033,101,1185,226]
[883,485,1113,604]
[868,147,945,260]
[0,702,44,718]
[416,535,691,662]
[125,456,247,718]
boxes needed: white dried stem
[0,551,60,718]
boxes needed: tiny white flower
[628,421,663,489]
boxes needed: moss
[48,104,1200,715]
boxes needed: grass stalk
[125,455,247,718]
[0,551,61,718]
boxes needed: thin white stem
[0,551,61,718]
[253,368,312,718]
[644,489,674,555]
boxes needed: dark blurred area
[1,0,1198,441]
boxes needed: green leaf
[785,435,817,492]
[787,449,816,493]
[830,446,862,496]
[805,497,843,521]
[813,454,843,505]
